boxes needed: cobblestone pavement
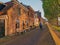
[3,25,56,45]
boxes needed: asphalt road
[4,25,56,45]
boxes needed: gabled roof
[2,1,14,12]
[0,4,5,11]
[0,1,14,15]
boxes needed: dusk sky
[0,0,45,19]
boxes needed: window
[16,23,19,28]
[18,8,20,15]
[23,9,27,14]
[25,21,28,27]
[22,21,24,29]
[16,20,20,28]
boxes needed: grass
[57,30,60,32]
[52,25,60,32]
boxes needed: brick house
[0,0,19,36]
[27,6,35,28]
[34,11,41,26]
[18,3,29,32]
[35,11,41,22]
[34,13,39,26]
[0,0,35,36]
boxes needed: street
[3,25,56,45]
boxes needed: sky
[0,0,45,19]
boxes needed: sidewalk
[46,22,60,45]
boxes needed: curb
[47,23,60,45]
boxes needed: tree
[42,0,60,25]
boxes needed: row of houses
[0,0,41,36]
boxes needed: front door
[0,19,5,37]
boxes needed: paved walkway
[2,25,56,45]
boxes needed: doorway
[0,19,5,37]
